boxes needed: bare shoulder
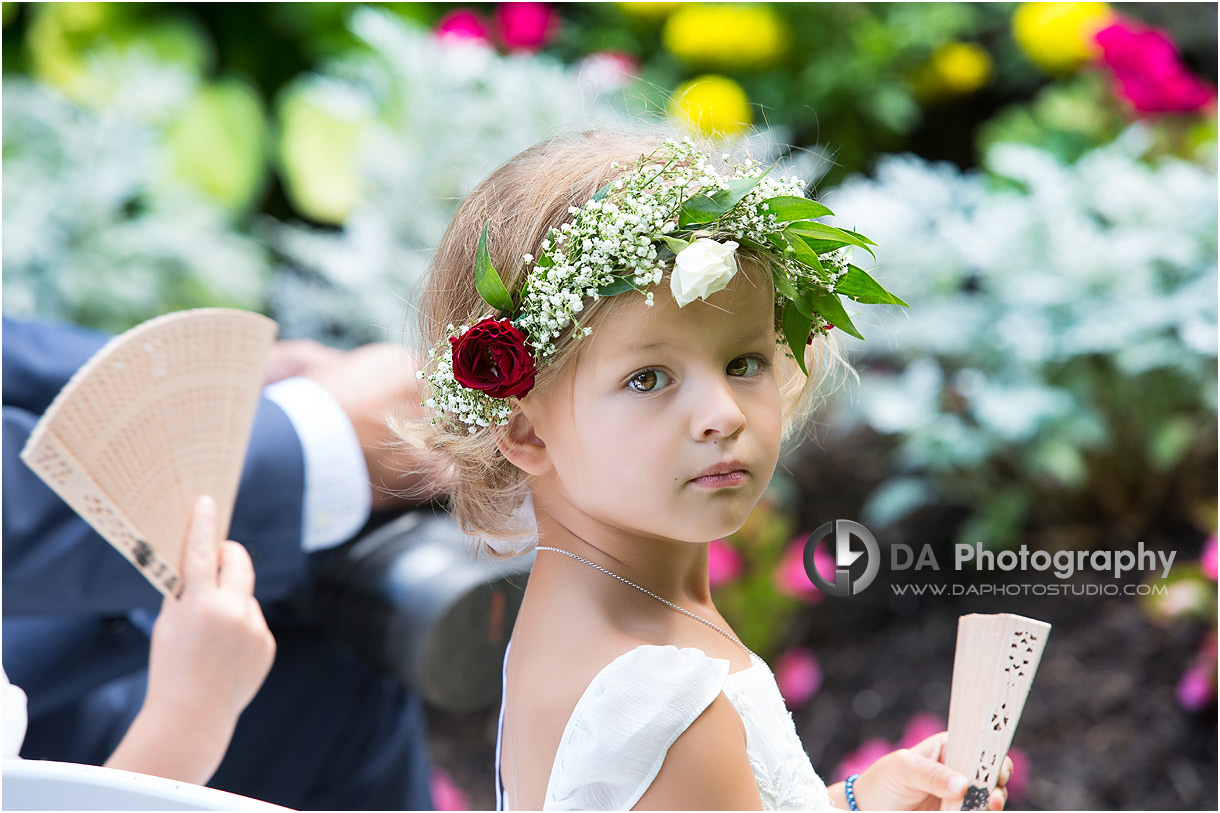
[633,692,762,811]
[503,616,653,808]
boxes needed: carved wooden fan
[19,309,277,597]
[941,613,1051,811]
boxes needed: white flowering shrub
[823,126,1217,547]
[265,7,640,348]
[2,62,270,334]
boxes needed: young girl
[400,131,1015,810]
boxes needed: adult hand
[264,339,343,385]
[302,343,453,510]
[106,496,276,784]
[850,732,1012,811]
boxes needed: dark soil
[426,428,1219,811]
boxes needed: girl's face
[523,265,783,544]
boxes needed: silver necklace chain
[534,545,758,661]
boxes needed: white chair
[2,759,292,811]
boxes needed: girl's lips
[691,470,748,488]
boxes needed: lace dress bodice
[494,641,831,811]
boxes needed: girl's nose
[692,376,747,440]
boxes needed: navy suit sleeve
[2,315,115,415]
[2,317,309,616]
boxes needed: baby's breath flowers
[421,137,905,432]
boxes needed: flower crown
[419,138,906,433]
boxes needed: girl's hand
[106,495,276,784]
[850,732,1013,811]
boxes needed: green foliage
[678,174,765,226]
[474,223,515,314]
[585,2,1029,183]
[165,77,268,215]
[274,74,376,225]
[3,71,270,333]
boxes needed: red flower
[449,318,537,398]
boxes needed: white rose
[670,238,740,308]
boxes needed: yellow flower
[662,3,785,71]
[923,41,994,97]
[1012,2,1114,74]
[670,74,753,137]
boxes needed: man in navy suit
[3,315,445,810]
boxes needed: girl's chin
[674,517,754,545]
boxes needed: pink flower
[898,712,945,749]
[835,737,892,781]
[1096,22,1177,77]
[1176,663,1215,712]
[1177,633,1218,712]
[577,50,639,95]
[1201,535,1217,581]
[774,534,835,603]
[707,538,743,589]
[775,647,822,707]
[434,9,492,45]
[495,2,558,52]
[429,766,470,811]
[1094,19,1215,114]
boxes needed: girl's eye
[727,356,768,377]
[628,369,671,393]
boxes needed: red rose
[449,318,537,398]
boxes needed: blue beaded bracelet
[845,773,861,811]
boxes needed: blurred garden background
[2,2,1216,810]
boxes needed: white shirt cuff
[264,377,372,552]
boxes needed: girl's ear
[495,407,550,476]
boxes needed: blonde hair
[392,130,853,555]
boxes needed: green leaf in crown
[474,223,515,315]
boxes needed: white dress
[494,641,831,811]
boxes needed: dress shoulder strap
[495,640,511,810]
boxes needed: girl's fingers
[907,732,949,761]
[989,755,1014,810]
[901,752,970,802]
[181,495,220,595]
[218,540,257,598]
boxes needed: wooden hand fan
[19,309,277,597]
[941,613,1051,811]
